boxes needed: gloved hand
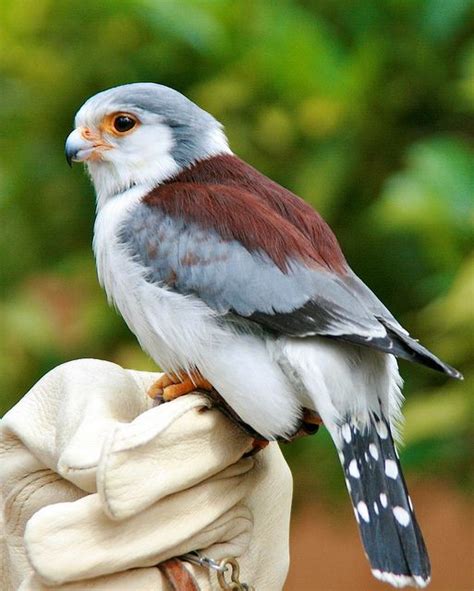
[0,359,292,591]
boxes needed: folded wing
[119,180,460,378]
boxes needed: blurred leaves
[0,0,472,491]
[374,137,473,281]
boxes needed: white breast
[93,186,224,375]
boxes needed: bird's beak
[65,128,111,166]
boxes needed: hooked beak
[65,128,111,166]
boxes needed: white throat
[86,122,179,210]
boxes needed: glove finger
[1,359,157,493]
[98,398,254,520]
[24,460,254,586]
[3,468,84,539]
[54,360,155,492]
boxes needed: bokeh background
[1,1,473,589]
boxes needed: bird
[65,83,462,589]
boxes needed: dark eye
[113,115,136,133]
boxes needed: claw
[147,373,178,399]
[245,438,270,456]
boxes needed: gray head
[65,83,231,204]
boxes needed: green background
[1,0,472,503]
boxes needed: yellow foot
[147,371,213,401]
[147,373,177,399]
[163,372,213,401]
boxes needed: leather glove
[0,359,292,590]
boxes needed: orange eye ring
[100,112,139,136]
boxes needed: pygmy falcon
[65,83,462,589]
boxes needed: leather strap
[158,558,201,591]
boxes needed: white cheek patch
[106,124,178,178]
[89,122,181,207]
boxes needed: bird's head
[65,83,230,206]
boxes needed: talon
[147,373,178,399]
[245,438,269,456]
[161,371,213,401]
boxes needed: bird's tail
[336,413,431,588]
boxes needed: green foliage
[1,0,472,493]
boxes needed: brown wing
[160,154,348,275]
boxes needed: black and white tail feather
[337,413,431,588]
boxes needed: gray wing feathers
[118,201,462,380]
[120,203,387,338]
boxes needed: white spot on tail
[371,570,430,588]
[393,506,411,527]
[369,443,379,460]
[341,423,351,443]
[364,452,369,462]
[354,507,360,524]
[375,420,388,439]
[380,493,388,508]
[349,459,360,479]
[385,459,399,479]
[409,496,414,511]
[357,501,370,523]
[414,575,431,587]
[374,501,379,515]
[345,478,352,493]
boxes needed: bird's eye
[113,115,136,133]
